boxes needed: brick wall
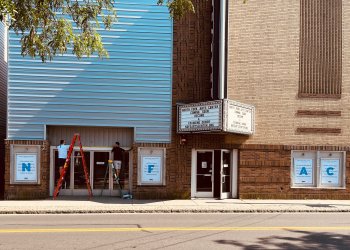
[4,140,50,200]
[5,1,350,200]
[132,0,213,199]
[239,145,350,199]
[132,134,228,199]
[133,0,350,200]
[227,0,350,146]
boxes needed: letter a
[299,167,308,175]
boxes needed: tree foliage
[0,0,195,62]
[157,0,194,18]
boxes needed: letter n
[22,163,31,172]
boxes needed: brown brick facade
[4,140,50,200]
[239,145,350,199]
[131,0,213,199]
[226,0,350,146]
[4,0,350,200]
[113,0,350,200]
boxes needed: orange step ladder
[53,133,93,200]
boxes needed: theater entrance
[49,147,131,196]
[191,149,238,199]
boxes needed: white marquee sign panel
[177,99,255,135]
[224,100,255,135]
[178,101,222,132]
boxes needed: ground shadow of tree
[214,230,350,250]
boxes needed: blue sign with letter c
[326,167,334,176]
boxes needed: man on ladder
[101,141,132,198]
[109,141,132,198]
[57,139,69,188]
[111,142,124,178]
[53,134,92,199]
[111,142,125,198]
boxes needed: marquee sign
[178,100,222,132]
[177,99,255,135]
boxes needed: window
[299,0,342,98]
[291,151,345,188]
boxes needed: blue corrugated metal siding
[0,22,6,136]
[0,22,7,139]
[0,22,7,198]
[8,0,173,142]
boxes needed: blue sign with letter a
[299,167,308,175]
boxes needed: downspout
[219,0,227,100]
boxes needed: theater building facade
[2,0,350,200]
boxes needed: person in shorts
[111,141,125,176]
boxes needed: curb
[2,208,350,214]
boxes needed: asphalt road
[0,213,349,249]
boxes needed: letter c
[326,167,334,176]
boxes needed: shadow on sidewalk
[48,195,168,205]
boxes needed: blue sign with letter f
[148,165,154,173]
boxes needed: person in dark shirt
[111,142,125,176]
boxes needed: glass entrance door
[73,151,91,190]
[93,152,110,192]
[51,147,131,197]
[191,149,236,199]
[195,151,213,197]
[220,150,231,199]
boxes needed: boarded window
[299,0,342,98]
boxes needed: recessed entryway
[191,149,238,199]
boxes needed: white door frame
[220,150,231,199]
[190,149,238,199]
[231,149,238,198]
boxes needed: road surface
[0,213,349,249]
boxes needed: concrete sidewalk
[1,197,350,214]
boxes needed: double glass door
[53,149,129,196]
[193,150,232,199]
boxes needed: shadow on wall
[214,230,350,249]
